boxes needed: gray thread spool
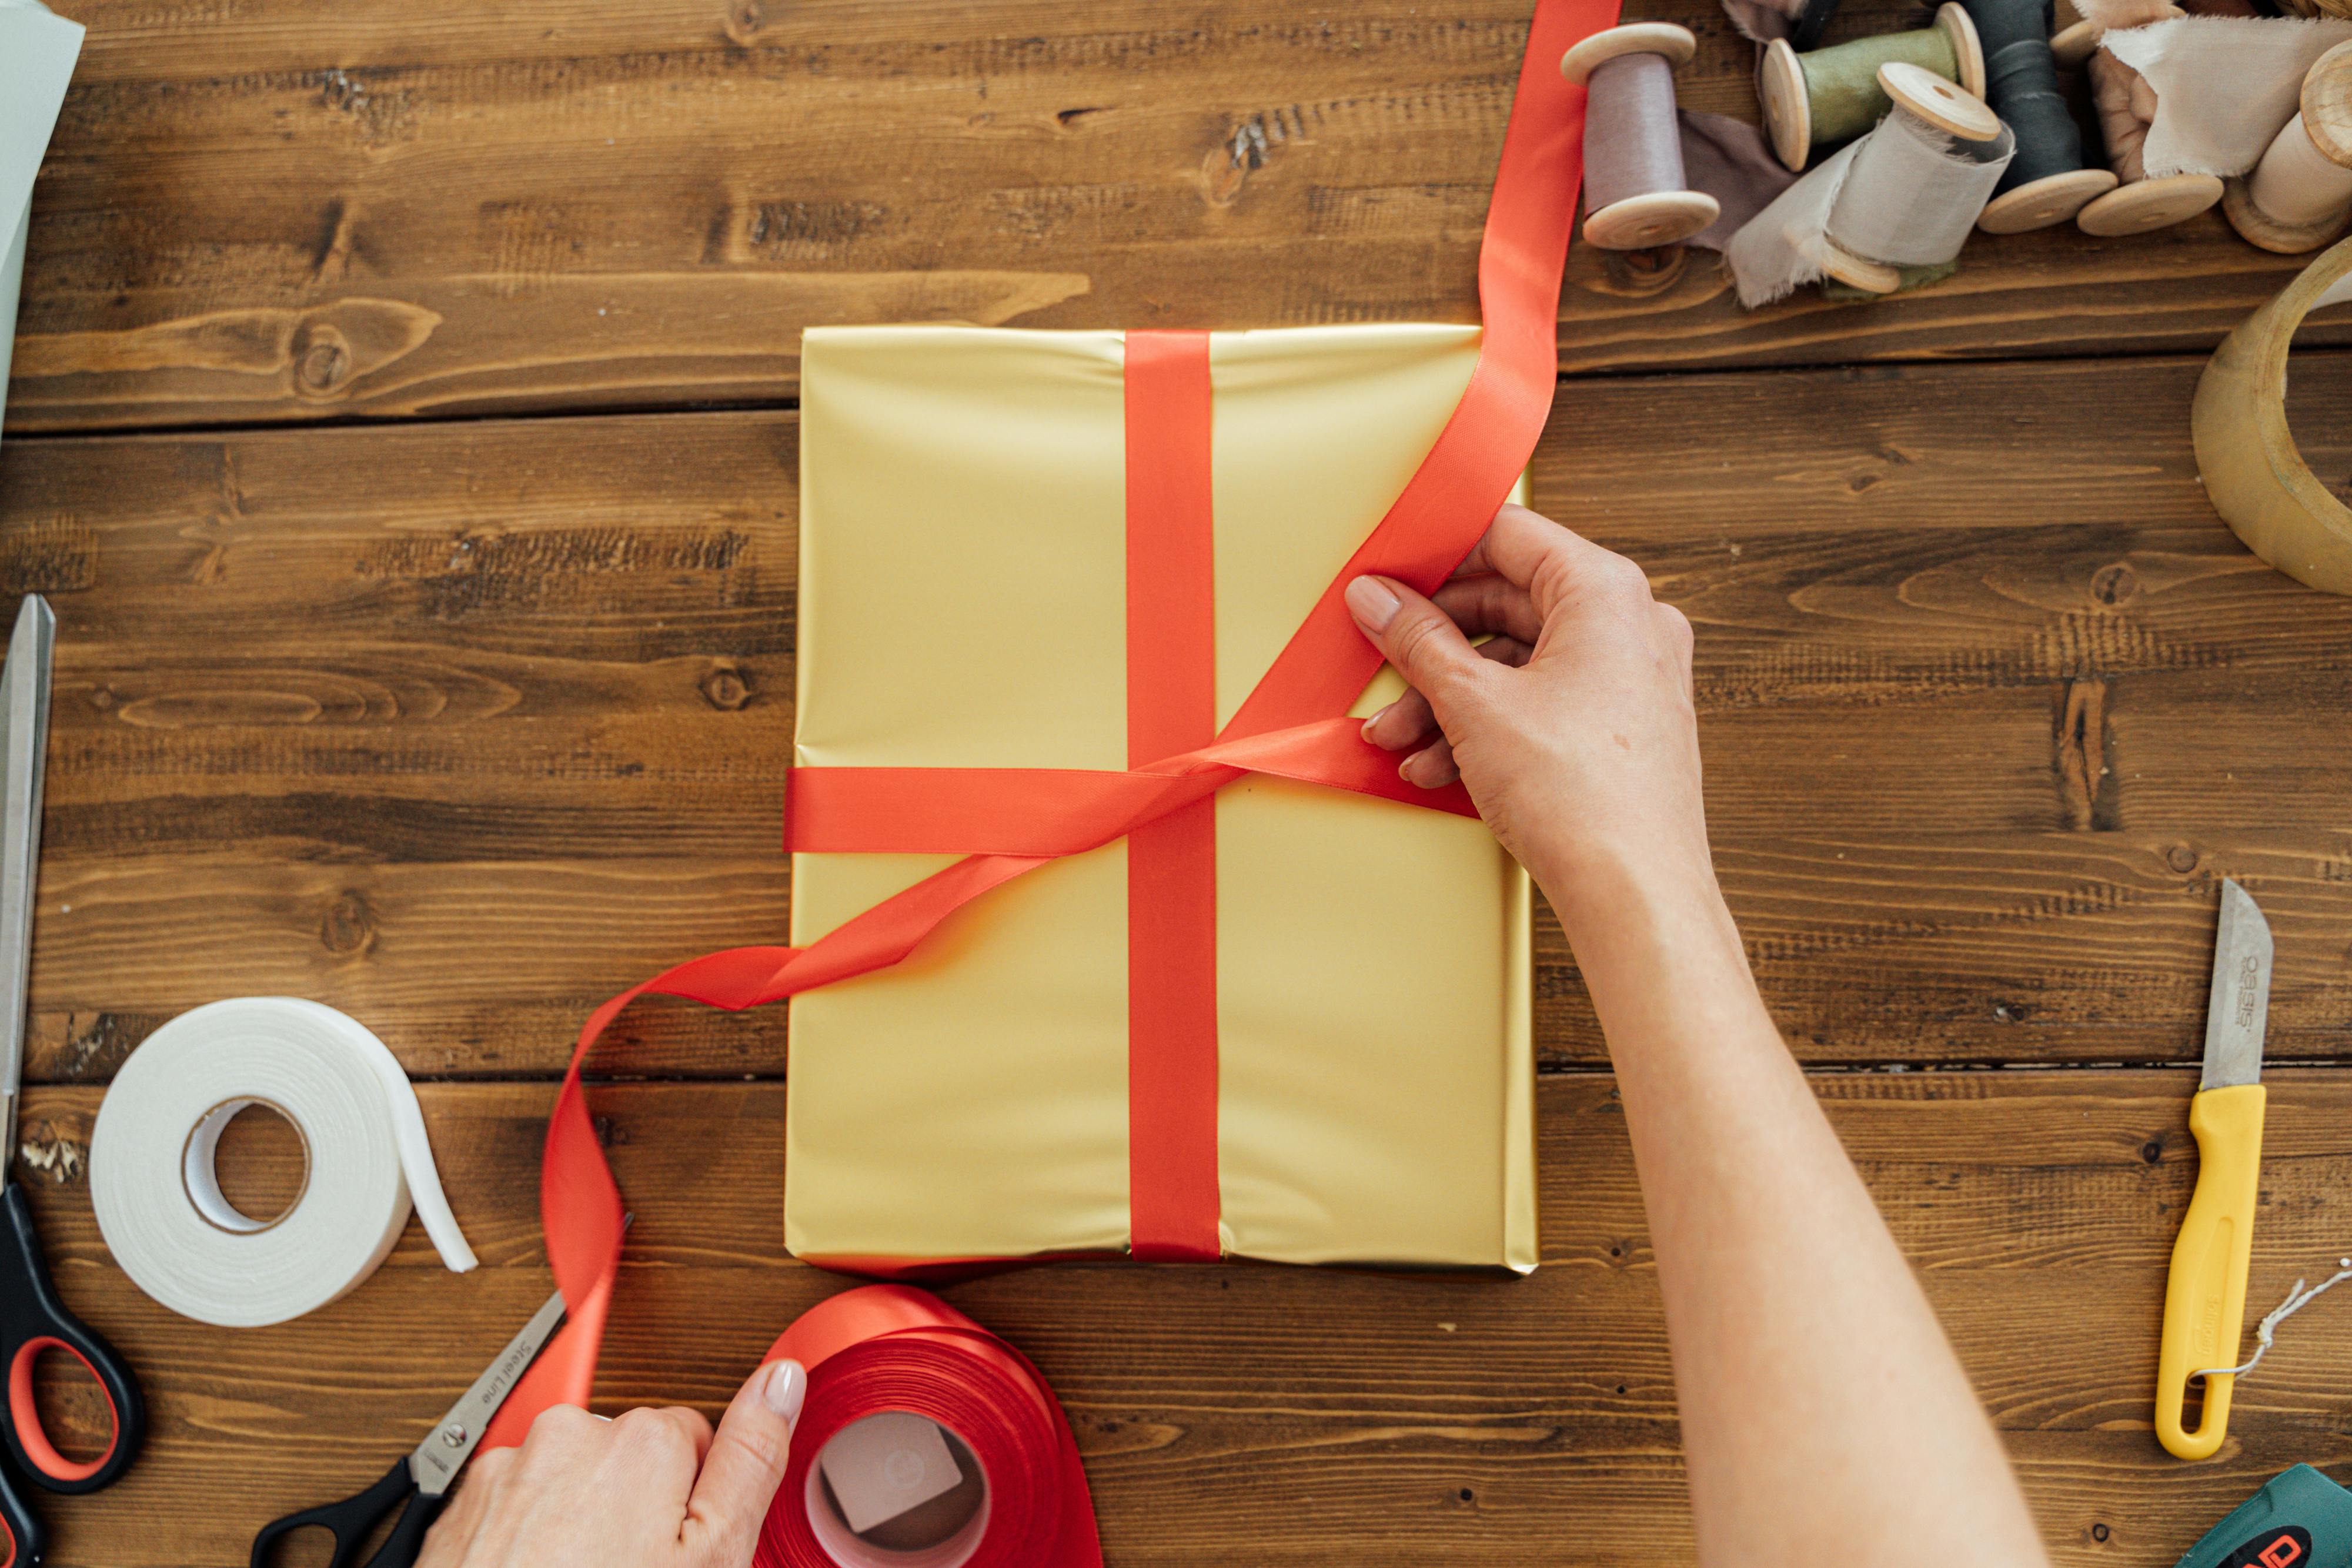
[1967,0,2118,233]
[1560,24,1722,249]
[1819,62,2017,293]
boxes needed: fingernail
[1345,575,1401,633]
[1361,702,1394,740]
[761,1360,807,1427]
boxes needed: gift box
[502,0,1603,1432]
[783,324,1537,1272]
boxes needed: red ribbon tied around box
[482,0,1619,1453]
[750,1286,1100,1568]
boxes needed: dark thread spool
[1561,24,1722,249]
[1966,0,2119,230]
[1790,0,1844,49]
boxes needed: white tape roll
[90,998,476,1326]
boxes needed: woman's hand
[416,1360,807,1568]
[1347,503,1708,934]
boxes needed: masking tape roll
[2193,232,2352,594]
[89,998,476,1326]
[754,1286,1102,1568]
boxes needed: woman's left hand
[415,1360,807,1568]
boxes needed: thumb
[1344,575,1483,702]
[683,1359,806,1561]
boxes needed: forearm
[1549,859,2047,1566]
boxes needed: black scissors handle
[0,1184,142,1495]
[250,1455,445,1568]
[0,1449,48,1568]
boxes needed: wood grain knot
[292,323,352,399]
[2090,563,2139,606]
[320,890,377,958]
[16,298,440,405]
[723,0,767,46]
[1592,244,1689,299]
[700,661,752,711]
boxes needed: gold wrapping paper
[787,324,1536,1271]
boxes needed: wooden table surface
[7,0,2352,1562]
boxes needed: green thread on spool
[1801,28,1962,147]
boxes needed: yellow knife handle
[2155,1082,2266,1460]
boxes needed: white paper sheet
[0,0,85,445]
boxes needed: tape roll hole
[182,1099,311,1234]
[806,1413,991,1568]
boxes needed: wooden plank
[11,0,2346,433]
[4,352,2348,1078]
[16,1069,2352,1566]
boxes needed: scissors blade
[0,597,54,1167]
[407,1288,567,1497]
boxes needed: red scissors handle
[0,1185,142,1495]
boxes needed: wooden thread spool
[1760,3,1989,169]
[1561,24,1722,249]
[1968,0,2119,231]
[2076,16,2226,236]
[2194,232,2352,593]
[2050,16,2099,66]
[2223,41,2352,254]
[1816,63,2012,293]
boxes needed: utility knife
[2155,877,2274,1461]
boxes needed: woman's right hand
[416,1361,806,1568]
[1342,503,1711,938]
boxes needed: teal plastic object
[2177,1466,2352,1568]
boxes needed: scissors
[0,596,146,1567]
[251,1288,567,1568]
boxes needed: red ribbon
[486,0,1618,1450]
[750,1285,1101,1568]
[1120,330,1223,1262]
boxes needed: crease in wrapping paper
[2102,15,2352,176]
[786,323,1539,1271]
[489,0,1612,1448]
[0,0,83,444]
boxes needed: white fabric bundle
[0,0,82,447]
[1728,106,2014,307]
[2103,15,2352,176]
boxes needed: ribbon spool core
[805,1415,991,1568]
[179,1098,310,1235]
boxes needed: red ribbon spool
[753,1286,1101,1568]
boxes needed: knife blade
[2199,877,2272,1091]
